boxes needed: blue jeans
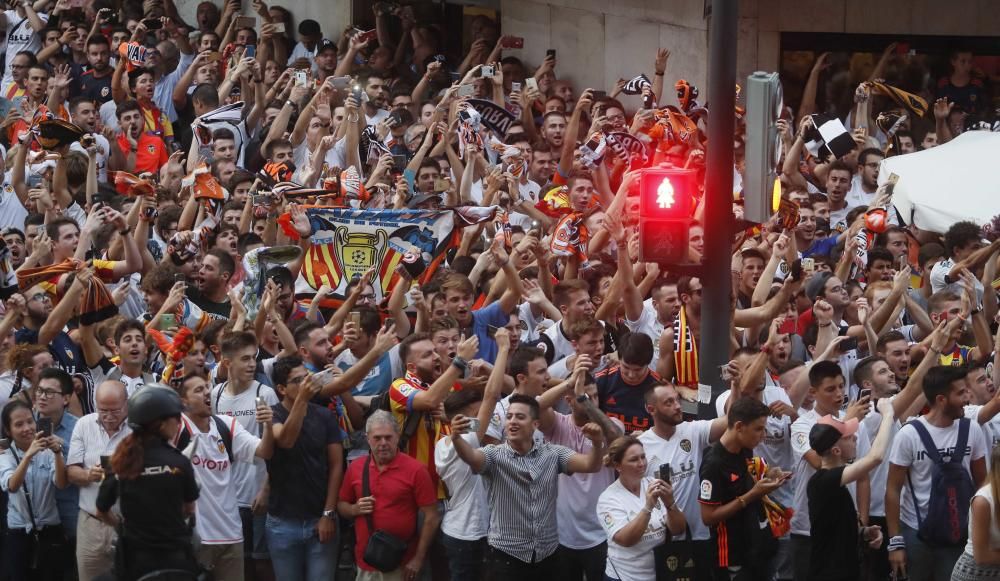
[441,533,485,581]
[264,514,338,581]
[901,523,963,581]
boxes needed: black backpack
[177,415,235,463]
[906,417,976,546]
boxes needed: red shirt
[115,132,169,188]
[339,453,436,571]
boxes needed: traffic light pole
[697,0,738,419]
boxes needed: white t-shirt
[434,432,489,541]
[543,320,588,364]
[966,405,1000,461]
[715,386,795,507]
[888,416,987,530]
[624,304,667,372]
[597,476,668,581]
[638,420,714,541]
[210,381,279,507]
[855,401,902,517]
[0,173,28,231]
[2,10,48,86]
[69,134,109,183]
[517,301,551,344]
[930,257,985,304]
[547,412,621,549]
[964,486,1000,557]
[179,414,259,544]
[791,408,837,535]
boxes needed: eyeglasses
[28,293,51,303]
[358,293,376,302]
[35,388,63,399]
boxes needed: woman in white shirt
[596,435,686,581]
[953,445,1000,580]
[0,399,69,581]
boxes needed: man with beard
[68,97,110,182]
[540,111,567,150]
[853,343,941,581]
[656,276,703,402]
[187,249,233,320]
[108,100,168,176]
[528,142,558,186]
[962,361,1000,448]
[823,161,854,233]
[887,366,988,581]
[77,35,113,104]
[389,332,479,497]
[638,383,729,579]
[358,69,390,127]
[79,319,154,403]
[14,270,93,375]
[313,39,338,83]
[537,360,623,581]
[2,51,34,100]
[846,148,885,210]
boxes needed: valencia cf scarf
[673,306,699,387]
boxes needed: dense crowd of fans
[0,0,999,580]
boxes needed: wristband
[285,100,295,108]
[655,71,665,76]
[118,228,131,236]
[452,356,468,373]
[887,535,905,552]
[818,322,833,328]
[641,506,653,515]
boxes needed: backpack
[177,415,235,463]
[906,417,976,547]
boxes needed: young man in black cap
[807,399,895,581]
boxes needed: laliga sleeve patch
[700,479,712,500]
[794,432,808,447]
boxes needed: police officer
[95,385,199,580]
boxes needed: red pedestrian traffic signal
[638,167,697,265]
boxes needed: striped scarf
[673,307,699,386]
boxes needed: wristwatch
[322,509,336,519]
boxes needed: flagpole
[698,0,738,420]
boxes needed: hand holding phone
[36,417,53,437]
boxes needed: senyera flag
[279,206,496,302]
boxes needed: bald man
[67,380,132,580]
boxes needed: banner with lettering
[292,207,496,302]
[467,99,517,136]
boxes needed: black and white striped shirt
[479,441,574,563]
